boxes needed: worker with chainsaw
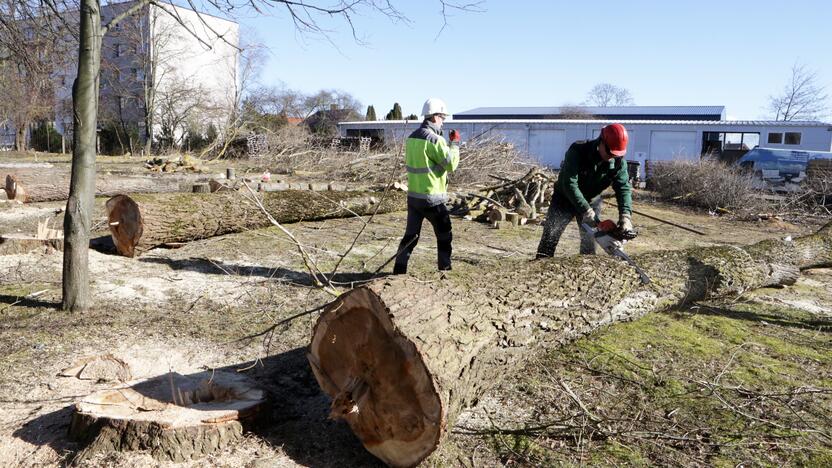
[393,98,460,274]
[536,123,636,258]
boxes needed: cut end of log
[4,174,22,201]
[308,287,444,468]
[69,371,266,462]
[106,194,144,257]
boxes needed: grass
[469,290,832,466]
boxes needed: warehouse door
[528,129,566,167]
[649,131,698,161]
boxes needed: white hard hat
[422,98,449,118]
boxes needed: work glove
[580,208,599,228]
[449,129,461,145]
[618,214,637,240]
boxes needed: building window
[784,132,801,145]
[702,131,760,151]
[767,132,783,144]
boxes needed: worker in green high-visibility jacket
[393,97,460,274]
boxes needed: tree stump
[308,223,832,466]
[69,371,266,462]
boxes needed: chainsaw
[580,220,651,284]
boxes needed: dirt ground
[1,153,830,467]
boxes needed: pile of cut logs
[449,167,555,228]
[144,155,203,173]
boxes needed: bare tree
[155,75,208,148]
[559,104,596,119]
[0,2,70,151]
[3,0,478,311]
[768,62,828,121]
[585,82,634,107]
[302,89,362,118]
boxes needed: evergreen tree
[30,121,63,153]
[365,105,377,121]
[405,113,418,120]
[385,102,404,120]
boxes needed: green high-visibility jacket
[555,138,633,215]
[405,121,460,205]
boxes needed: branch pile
[449,167,555,227]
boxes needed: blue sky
[237,0,831,120]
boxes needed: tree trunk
[3,170,181,203]
[308,223,832,467]
[62,0,101,312]
[106,190,406,257]
[15,125,26,152]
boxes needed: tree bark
[106,190,406,257]
[69,371,265,462]
[62,0,101,312]
[3,171,181,203]
[308,223,832,467]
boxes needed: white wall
[340,120,832,175]
[151,3,239,139]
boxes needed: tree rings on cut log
[308,287,443,468]
[69,371,266,462]
[4,174,20,200]
[105,194,144,258]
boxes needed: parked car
[737,147,832,182]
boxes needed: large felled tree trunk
[4,171,181,203]
[106,190,406,257]
[308,223,832,467]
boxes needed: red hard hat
[601,123,628,156]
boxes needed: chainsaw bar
[581,223,651,285]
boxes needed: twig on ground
[241,181,338,296]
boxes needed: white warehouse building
[338,106,832,177]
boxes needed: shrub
[29,121,63,152]
[648,159,758,211]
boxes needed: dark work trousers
[393,198,453,274]
[536,194,603,258]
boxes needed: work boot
[392,263,407,275]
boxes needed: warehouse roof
[341,119,831,127]
[457,105,725,115]
[454,106,726,121]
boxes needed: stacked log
[106,190,406,257]
[308,223,832,467]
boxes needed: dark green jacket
[555,138,632,215]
